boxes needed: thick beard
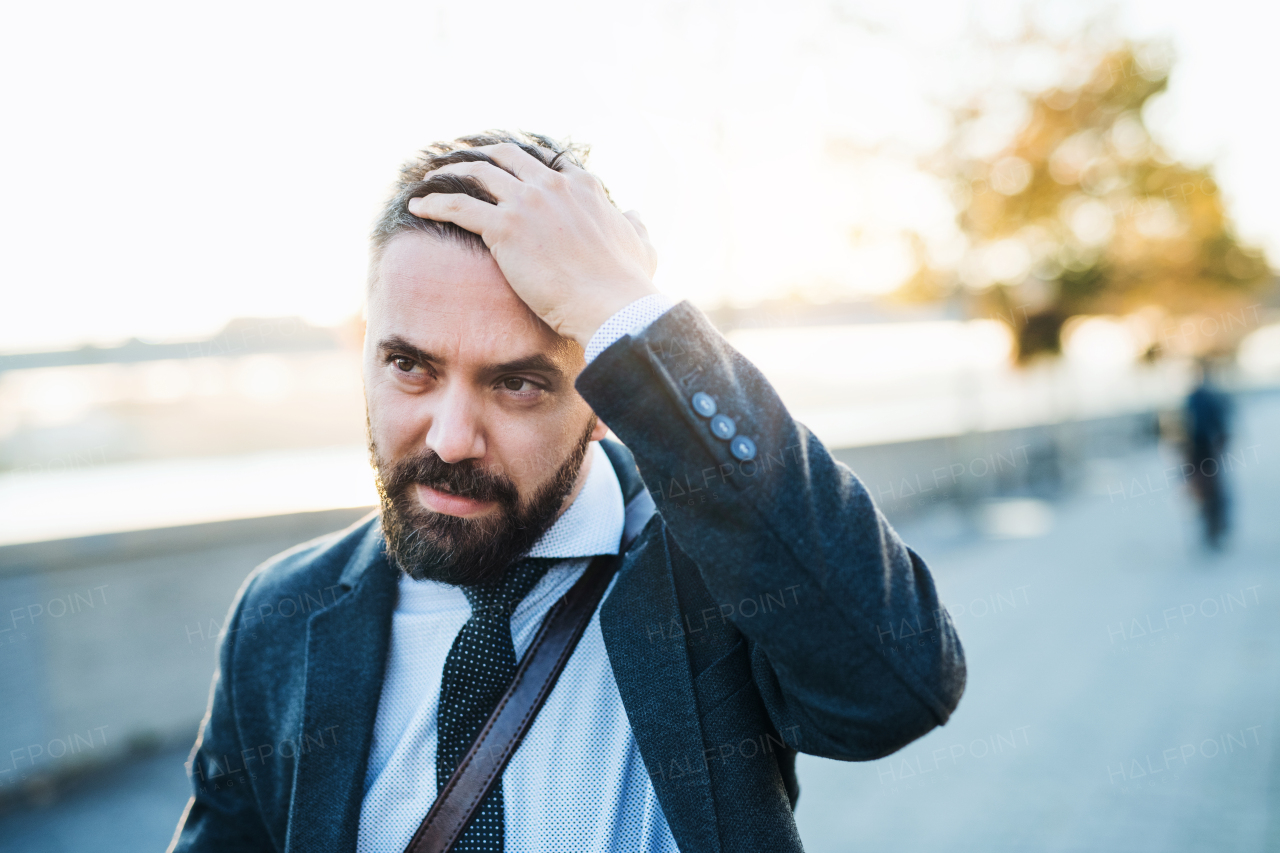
[371,418,596,586]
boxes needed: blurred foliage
[904,39,1272,362]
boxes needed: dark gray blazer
[172,302,965,852]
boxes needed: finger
[407,192,499,236]
[467,142,565,185]
[428,160,525,202]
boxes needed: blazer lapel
[601,526,722,853]
[287,524,399,853]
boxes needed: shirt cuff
[583,293,677,364]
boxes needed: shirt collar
[526,441,624,559]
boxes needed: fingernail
[407,197,423,212]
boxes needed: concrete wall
[0,412,1159,799]
[831,412,1159,519]
[0,508,372,798]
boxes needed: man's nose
[425,386,486,465]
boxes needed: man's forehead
[370,232,573,364]
[377,232,524,306]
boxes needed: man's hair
[368,130,597,284]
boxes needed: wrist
[560,280,662,349]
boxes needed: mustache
[380,449,519,508]
[369,415,597,585]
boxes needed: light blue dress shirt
[356,296,679,852]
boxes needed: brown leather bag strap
[402,551,622,853]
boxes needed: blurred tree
[908,39,1272,362]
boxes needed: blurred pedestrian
[1185,361,1232,549]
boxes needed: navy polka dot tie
[436,557,558,852]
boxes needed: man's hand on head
[406,143,661,349]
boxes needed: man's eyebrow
[377,335,440,364]
[377,335,565,379]
[487,353,565,378]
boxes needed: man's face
[363,232,607,585]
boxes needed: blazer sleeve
[169,574,276,852]
[576,300,966,761]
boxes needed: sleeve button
[691,391,717,418]
[730,436,756,461]
[710,414,736,440]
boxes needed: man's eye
[393,357,418,373]
[502,377,529,392]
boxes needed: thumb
[623,209,650,240]
[623,210,658,276]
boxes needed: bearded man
[170,131,965,853]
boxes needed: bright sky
[2,0,1276,353]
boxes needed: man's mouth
[415,483,497,518]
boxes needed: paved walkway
[2,393,1276,852]
[795,391,1280,852]
[0,745,191,852]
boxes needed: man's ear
[590,416,610,442]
